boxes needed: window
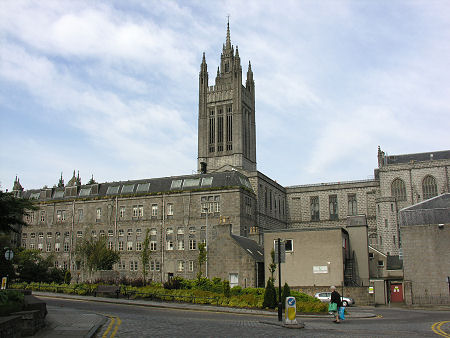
[166,227,173,234]
[151,204,158,217]
[368,252,374,259]
[177,227,184,235]
[91,230,97,237]
[201,195,220,214]
[391,203,394,212]
[55,243,60,252]
[136,183,150,193]
[127,241,133,251]
[64,231,70,237]
[150,261,155,271]
[118,229,124,237]
[46,243,52,252]
[40,211,46,222]
[108,242,113,250]
[106,186,120,195]
[57,210,67,222]
[329,195,338,220]
[393,235,396,245]
[38,232,44,239]
[136,229,142,236]
[170,180,183,190]
[310,196,319,221]
[150,228,157,236]
[385,219,388,228]
[136,242,142,251]
[189,239,196,250]
[77,231,83,238]
[99,230,106,237]
[177,260,185,272]
[121,184,134,194]
[118,242,124,251]
[245,197,252,215]
[130,261,138,271]
[348,194,357,216]
[108,230,114,237]
[118,261,126,270]
[133,206,138,217]
[119,207,125,218]
[422,175,437,200]
[377,260,384,267]
[391,178,406,201]
[22,233,27,239]
[138,206,143,217]
[78,209,83,221]
[64,242,69,252]
[30,232,35,239]
[29,243,35,249]
[189,227,196,234]
[177,239,184,250]
[150,241,157,251]
[127,229,133,236]
[284,239,293,252]
[189,260,194,272]
[155,261,161,271]
[96,208,101,221]
[167,203,174,216]
[166,240,174,250]
[47,232,52,238]
[229,273,238,288]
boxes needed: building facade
[10,23,450,287]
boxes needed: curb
[33,291,377,319]
[86,315,108,338]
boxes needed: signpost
[4,249,14,261]
[285,297,298,325]
[277,238,283,322]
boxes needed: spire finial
[225,16,231,49]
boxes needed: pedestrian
[330,286,342,323]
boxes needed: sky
[1,0,449,191]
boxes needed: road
[41,297,450,337]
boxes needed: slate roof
[385,150,450,165]
[399,193,450,226]
[230,234,264,262]
[386,255,403,270]
[22,171,254,202]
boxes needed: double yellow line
[102,315,122,338]
[432,321,450,338]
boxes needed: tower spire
[225,16,231,50]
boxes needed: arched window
[391,178,406,201]
[422,175,437,200]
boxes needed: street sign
[4,250,13,261]
[274,240,286,263]
[368,286,374,294]
[285,296,298,325]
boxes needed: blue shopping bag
[339,307,345,320]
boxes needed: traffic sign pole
[278,238,282,322]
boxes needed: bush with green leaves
[0,290,24,316]
[223,280,231,298]
[262,279,277,309]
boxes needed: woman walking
[330,286,342,323]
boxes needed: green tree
[269,249,277,282]
[75,236,120,280]
[197,242,207,280]
[281,282,291,309]
[14,249,53,283]
[141,229,151,285]
[262,278,277,309]
[0,191,37,234]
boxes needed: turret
[246,61,254,92]
[57,172,64,187]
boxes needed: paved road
[42,297,450,337]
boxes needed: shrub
[64,270,72,284]
[0,290,24,316]
[230,286,242,296]
[163,277,183,290]
[296,301,328,313]
[281,282,291,309]
[262,279,277,309]
[223,280,230,298]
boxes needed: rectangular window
[38,232,44,239]
[47,232,52,238]
[55,243,60,252]
[166,240,174,250]
[136,242,142,251]
[151,204,158,217]
[108,230,114,237]
[118,242,124,251]
[285,239,293,252]
[108,242,113,250]
[229,273,238,288]
[201,195,220,214]
[138,205,144,217]
[136,228,142,236]
[119,261,126,270]
[177,239,184,250]
[150,261,155,271]
[189,239,196,250]
[78,209,83,221]
[119,207,125,218]
[329,195,338,220]
[189,260,194,272]
[127,241,133,251]
[119,229,124,237]
[310,196,319,221]
[150,241,157,251]
[177,260,185,272]
[127,229,133,236]
[155,261,160,271]
[30,243,35,249]
[133,206,138,217]
[167,203,174,216]
[348,194,357,216]
[76,231,83,238]
[40,211,46,222]
[46,243,52,252]
[64,242,69,252]
[96,208,101,221]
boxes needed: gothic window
[217,109,223,152]
[209,109,215,153]
[310,196,319,221]
[226,107,232,150]
[225,62,229,72]
[391,178,406,201]
[329,195,338,220]
[348,194,357,216]
[422,175,437,200]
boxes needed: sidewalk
[33,291,377,337]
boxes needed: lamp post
[203,207,208,278]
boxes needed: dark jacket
[331,290,342,308]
